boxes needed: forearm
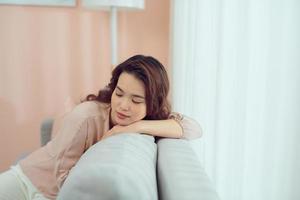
[131,119,183,139]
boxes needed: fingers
[101,125,126,141]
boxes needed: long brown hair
[85,55,171,120]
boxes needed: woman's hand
[101,121,141,140]
[101,125,126,140]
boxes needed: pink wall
[0,0,170,172]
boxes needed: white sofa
[38,119,220,200]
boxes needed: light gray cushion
[157,139,220,200]
[57,133,158,200]
[40,118,53,146]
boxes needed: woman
[0,55,202,200]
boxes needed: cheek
[110,95,118,109]
[133,105,147,119]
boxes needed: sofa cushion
[156,139,220,200]
[57,133,158,200]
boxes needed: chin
[114,118,130,126]
[115,120,125,125]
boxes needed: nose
[120,98,130,111]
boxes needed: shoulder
[72,101,110,118]
[52,101,110,137]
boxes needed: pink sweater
[19,101,202,199]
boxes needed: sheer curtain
[171,0,300,199]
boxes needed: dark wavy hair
[85,55,171,120]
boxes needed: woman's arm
[133,119,183,138]
[169,113,203,140]
[103,113,203,140]
[53,102,103,188]
[102,119,181,139]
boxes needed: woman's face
[110,72,147,126]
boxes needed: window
[0,0,75,7]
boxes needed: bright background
[171,0,300,199]
[1,0,300,199]
[0,0,170,172]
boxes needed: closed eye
[116,93,123,97]
[132,99,144,104]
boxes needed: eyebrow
[116,86,145,99]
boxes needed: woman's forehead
[117,73,145,97]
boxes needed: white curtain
[171,0,300,199]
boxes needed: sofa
[38,118,220,200]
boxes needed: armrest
[156,139,220,200]
[40,118,54,146]
[57,133,158,200]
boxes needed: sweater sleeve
[168,112,203,140]
[52,102,102,188]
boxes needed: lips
[116,112,129,119]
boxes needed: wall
[0,0,170,171]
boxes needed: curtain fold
[171,0,300,199]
